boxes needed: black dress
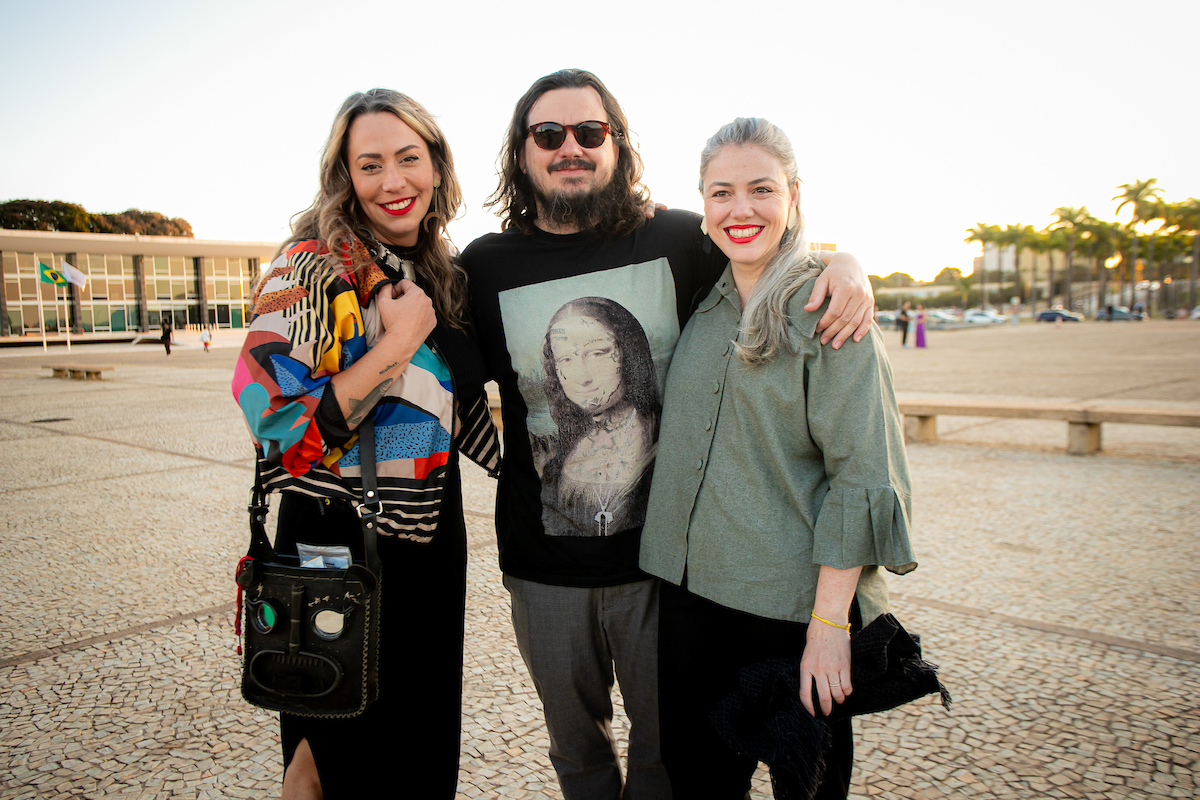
[274,257,489,799]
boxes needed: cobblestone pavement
[2,322,1198,798]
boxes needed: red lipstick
[725,225,763,243]
[378,198,416,216]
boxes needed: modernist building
[0,229,279,337]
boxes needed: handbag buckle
[355,489,382,522]
[248,488,269,514]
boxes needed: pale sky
[3,0,1197,281]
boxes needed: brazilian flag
[39,262,67,285]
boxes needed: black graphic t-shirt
[463,210,727,587]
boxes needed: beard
[533,161,628,232]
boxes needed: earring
[433,179,441,189]
[786,206,798,231]
[700,217,708,236]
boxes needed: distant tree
[1041,227,1068,303]
[995,224,1035,302]
[1078,217,1117,313]
[1113,178,1164,226]
[957,273,975,307]
[933,267,963,284]
[0,199,93,231]
[964,223,1000,308]
[882,271,915,288]
[1112,179,1165,306]
[93,209,193,237]
[1049,206,1091,309]
[0,199,193,237]
[1162,198,1200,308]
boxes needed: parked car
[875,310,897,326]
[928,310,960,324]
[1095,306,1145,321]
[1191,306,1200,320]
[963,310,1007,325]
[1037,309,1084,322]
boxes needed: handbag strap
[247,419,382,574]
[354,420,381,569]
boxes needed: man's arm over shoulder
[802,251,875,348]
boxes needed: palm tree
[957,273,975,307]
[1021,228,1054,310]
[1114,179,1165,307]
[1042,227,1068,307]
[1081,219,1120,315]
[965,223,1000,309]
[1049,207,1091,312]
[996,223,1035,304]
[1157,230,1189,312]
[1162,198,1200,309]
[1114,178,1165,224]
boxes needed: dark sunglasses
[527,120,617,150]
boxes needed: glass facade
[1,243,259,336]
[202,256,253,328]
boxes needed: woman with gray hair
[640,118,918,798]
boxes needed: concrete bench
[43,363,114,381]
[898,398,1200,455]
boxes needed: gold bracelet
[810,612,851,632]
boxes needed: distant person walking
[914,303,927,349]
[897,301,911,347]
[160,318,173,356]
[200,326,212,353]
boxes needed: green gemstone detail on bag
[253,601,278,633]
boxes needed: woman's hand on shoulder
[799,621,853,717]
[378,279,436,356]
[804,251,875,349]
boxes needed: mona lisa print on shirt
[498,260,679,537]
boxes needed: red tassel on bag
[234,556,255,655]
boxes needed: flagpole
[63,285,71,352]
[40,284,47,352]
[57,260,87,353]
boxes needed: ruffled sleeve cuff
[454,393,501,478]
[812,486,918,575]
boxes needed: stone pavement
[1,321,1198,799]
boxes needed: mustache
[549,159,596,173]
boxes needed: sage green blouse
[639,262,917,625]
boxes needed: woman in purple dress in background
[914,303,927,348]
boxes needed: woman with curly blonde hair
[233,88,499,799]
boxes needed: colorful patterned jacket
[232,236,500,542]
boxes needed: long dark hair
[541,297,660,452]
[485,69,649,237]
[281,89,468,328]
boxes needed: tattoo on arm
[346,378,394,428]
[379,362,398,375]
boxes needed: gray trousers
[504,575,670,800]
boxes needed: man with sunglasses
[462,68,875,800]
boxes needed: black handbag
[235,424,384,718]
[710,613,951,800]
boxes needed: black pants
[658,581,854,799]
[898,321,909,346]
[274,479,467,800]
